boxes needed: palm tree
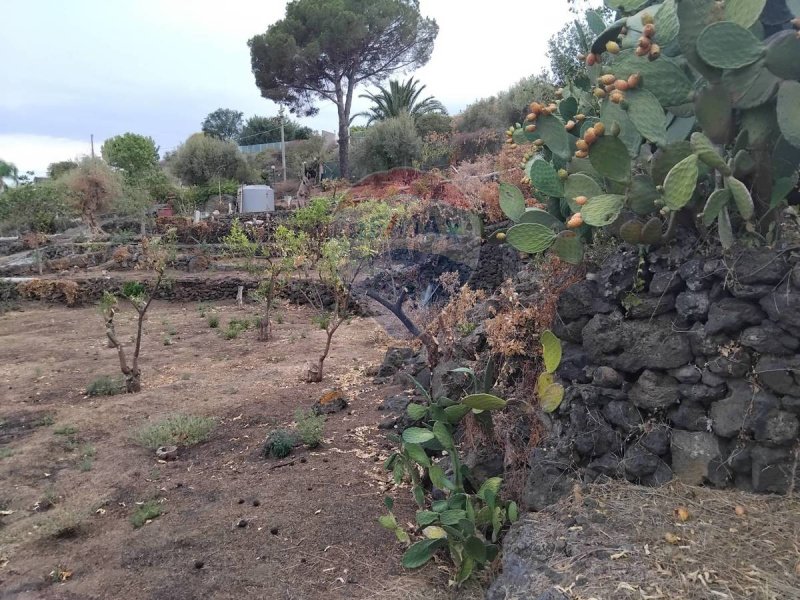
[357,77,447,125]
[0,160,18,193]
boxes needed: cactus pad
[697,21,765,69]
[540,383,565,413]
[771,175,799,208]
[590,19,627,55]
[627,174,661,215]
[732,149,756,178]
[626,89,668,146]
[725,0,768,27]
[722,59,780,109]
[552,230,584,264]
[536,114,572,160]
[620,220,644,244]
[690,132,732,175]
[601,101,643,158]
[519,208,565,231]
[694,84,733,144]
[541,329,563,374]
[666,115,697,143]
[766,30,800,80]
[499,182,526,222]
[505,223,557,254]
[529,158,565,197]
[777,81,800,148]
[564,173,603,212]
[611,50,694,106]
[677,0,724,80]
[702,188,731,225]
[651,141,693,185]
[724,176,755,220]
[581,194,625,226]
[761,0,794,25]
[663,154,699,210]
[589,136,632,182]
[655,0,680,46]
[559,97,578,123]
[641,217,664,245]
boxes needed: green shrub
[130,500,162,528]
[133,415,215,449]
[294,409,325,448]
[86,375,126,397]
[262,428,296,459]
[53,425,78,436]
[207,313,220,328]
[351,114,422,176]
[223,318,250,339]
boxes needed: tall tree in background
[238,115,312,145]
[101,133,159,178]
[248,0,438,178]
[357,77,446,125]
[202,108,244,141]
[546,6,615,84]
[169,134,249,186]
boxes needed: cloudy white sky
[0,0,595,175]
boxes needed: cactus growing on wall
[500,0,800,259]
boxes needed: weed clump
[207,313,220,328]
[133,415,214,449]
[86,375,126,397]
[294,409,325,449]
[131,500,162,528]
[262,428,296,459]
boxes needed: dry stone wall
[527,243,799,507]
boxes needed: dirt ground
[0,300,477,600]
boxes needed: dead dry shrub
[111,246,131,264]
[17,280,80,306]
[429,283,485,360]
[20,232,49,250]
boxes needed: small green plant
[53,425,78,436]
[133,415,215,449]
[48,564,72,583]
[381,375,518,586]
[0,448,13,459]
[79,457,93,472]
[456,322,477,336]
[37,415,55,427]
[197,301,210,317]
[130,500,162,528]
[262,428,296,459]
[162,334,173,346]
[223,318,250,340]
[207,312,220,328]
[537,330,564,413]
[275,313,284,324]
[294,409,325,448]
[86,375,126,397]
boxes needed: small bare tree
[99,233,175,392]
[63,158,123,234]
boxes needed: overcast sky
[0,0,594,175]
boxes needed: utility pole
[279,106,287,182]
[90,134,95,158]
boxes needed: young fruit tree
[99,233,175,392]
[223,219,306,341]
[247,0,438,178]
[297,199,402,381]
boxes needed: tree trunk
[125,370,141,393]
[336,82,351,180]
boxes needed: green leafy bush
[134,415,215,449]
[351,113,422,176]
[262,428,296,459]
[86,375,126,397]
[207,313,220,328]
[294,409,325,448]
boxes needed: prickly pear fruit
[593,122,606,136]
[565,120,576,131]
[496,232,506,241]
[641,12,654,26]
[615,79,630,91]
[649,44,661,60]
[575,195,588,206]
[575,113,586,121]
[593,87,607,98]
[576,139,589,151]
[586,53,598,66]
[574,149,589,158]
[584,128,598,144]
[600,74,616,86]
[610,122,621,137]
[606,41,621,54]
[525,124,536,133]
[635,45,649,57]
[643,23,655,38]
[627,73,641,89]
[567,213,584,228]
[610,90,625,104]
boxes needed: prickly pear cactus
[499,0,800,263]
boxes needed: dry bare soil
[0,300,468,600]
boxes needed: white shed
[238,185,275,213]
